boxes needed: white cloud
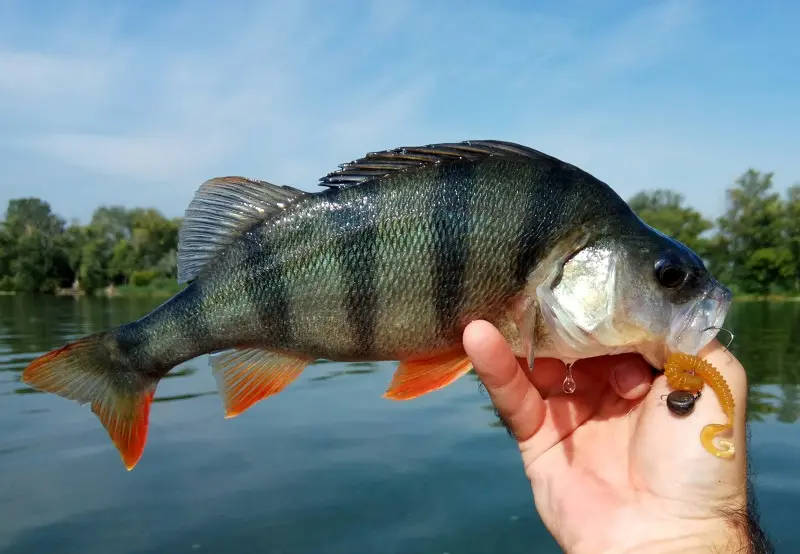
[0,0,797,222]
[27,132,234,182]
[0,51,111,98]
[586,0,700,75]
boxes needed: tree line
[0,202,180,294]
[1,168,798,296]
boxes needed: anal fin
[383,349,474,400]
[211,347,313,418]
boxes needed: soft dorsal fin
[318,139,576,188]
[177,176,308,283]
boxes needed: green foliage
[630,169,800,297]
[628,189,713,257]
[1,165,798,297]
[0,201,180,295]
[130,269,160,287]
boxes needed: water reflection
[0,295,799,553]
[2,296,799,423]
[311,362,380,382]
[153,391,218,403]
[162,367,197,379]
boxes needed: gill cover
[535,243,645,363]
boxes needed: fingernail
[614,360,645,393]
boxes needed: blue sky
[0,0,797,223]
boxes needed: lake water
[0,295,798,553]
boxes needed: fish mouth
[666,280,733,357]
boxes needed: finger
[512,356,574,398]
[608,354,654,400]
[463,320,546,442]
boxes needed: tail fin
[22,332,159,471]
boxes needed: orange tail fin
[21,332,159,471]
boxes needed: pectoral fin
[383,349,474,400]
[518,295,538,372]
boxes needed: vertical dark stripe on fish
[514,170,541,284]
[514,162,583,285]
[430,162,475,337]
[326,186,379,356]
[515,163,557,285]
[247,233,293,349]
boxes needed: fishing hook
[701,325,734,353]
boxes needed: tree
[3,197,65,238]
[1,198,71,292]
[715,170,794,295]
[128,208,179,270]
[90,206,131,243]
[78,239,111,294]
[56,222,89,288]
[0,222,12,288]
[627,189,713,257]
[786,184,800,293]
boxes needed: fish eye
[655,257,687,289]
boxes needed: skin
[462,319,754,554]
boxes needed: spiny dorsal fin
[178,176,308,283]
[318,139,578,188]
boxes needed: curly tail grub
[663,353,735,459]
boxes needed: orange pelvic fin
[21,332,158,471]
[211,347,313,418]
[383,349,474,400]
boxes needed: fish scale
[20,139,732,470]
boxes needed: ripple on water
[0,297,798,553]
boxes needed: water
[0,296,798,553]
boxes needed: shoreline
[50,284,186,298]
[733,294,800,302]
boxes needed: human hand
[463,320,769,554]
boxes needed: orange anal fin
[211,347,312,418]
[383,350,473,401]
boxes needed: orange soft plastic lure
[663,353,735,459]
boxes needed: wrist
[620,510,771,554]
[621,527,744,554]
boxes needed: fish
[21,140,732,470]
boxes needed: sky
[0,0,798,224]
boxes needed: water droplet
[562,363,576,394]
